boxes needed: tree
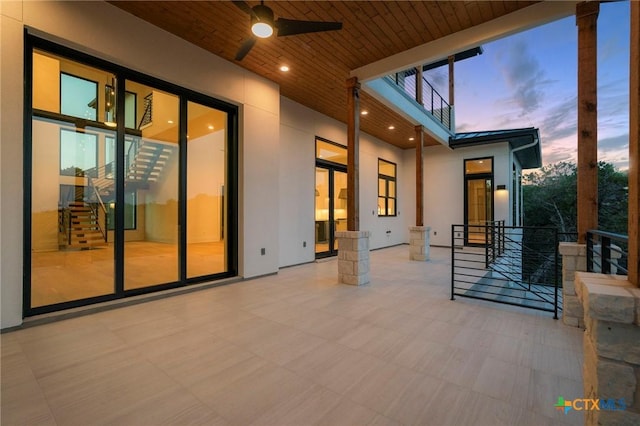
[522,161,628,235]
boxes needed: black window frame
[377,158,397,217]
[463,156,495,246]
[24,33,239,317]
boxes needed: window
[60,72,98,120]
[378,159,397,216]
[60,129,98,177]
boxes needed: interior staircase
[58,139,176,250]
[62,202,107,249]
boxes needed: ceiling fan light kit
[251,4,274,38]
[233,0,343,61]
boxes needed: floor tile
[1,246,586,425]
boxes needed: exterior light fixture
[388,125,395,130]
[251,5,275,38]
[361,110,368,115]
[496,185,507,191]
[280,65,289,72]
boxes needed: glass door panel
[186,101,228,278]
[334,171,348,238]
[124,82,179,289]
[30,49,117,307]
[466,178,492,245]
[315,167,346,257]
[315,167,330,254]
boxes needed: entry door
[465,177,493,245]
[315,167,347,257]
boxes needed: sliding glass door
[26,36,237,315]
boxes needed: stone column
[559,242,587,328]
[576,272,640,425]
[409,226,430,261]
[337,231,370,286]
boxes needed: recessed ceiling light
[208,125,214,130]
[409,137,414,141]
[361,110,368,115]
[168,120,174,124]
[388,125,395,130]
[280,65,290,72]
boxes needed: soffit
[109,1,538,150]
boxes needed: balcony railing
[387,69,452,131]
[586,230,629,275]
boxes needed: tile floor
[1,245,585,425]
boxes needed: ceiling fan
[232,1,343,61]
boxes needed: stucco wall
[279,97,407,267]
[405,143,512,247]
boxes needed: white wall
[417,143,512,246]
[279,97,408,267]
[1,0,280,328]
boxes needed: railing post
[586,231,594,272]
[554,228,559,319]
[451,224,455,300]
[485,224,490,268]
[602,236,611,274]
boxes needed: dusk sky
[425,1,630,170]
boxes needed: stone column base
[576,272,640,425]
[409,226,430,261]
[559,242,587,328]
[336,230,370,286]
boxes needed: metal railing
[387,69,452,131]
[586,230,628,275]
[451,224,560,318]
[139,93,153,128]
[86,175,108,242]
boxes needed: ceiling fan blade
[231,1,256,18]
[275,18,342,37]
[235,37,257,61]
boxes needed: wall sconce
[315,189,320,197]
[496,185,507,191]
[338,188,347,199]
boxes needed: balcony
[1,245,584,425]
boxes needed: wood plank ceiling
[110,1,537,149]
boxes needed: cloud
[539,95,577,142]
[598,134,629,150]
[494,39,553,117]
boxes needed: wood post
[576,1,599,244]
[629,0,639,287]
[415,126,424,227]
[346,77,360,231]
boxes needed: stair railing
[86,175,108,242]
[58,206,72,247]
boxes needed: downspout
[510,136,540,226]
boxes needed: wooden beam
[415,126,424,227]
[448,55,455,106]
[629,0,639,287]
[576,1,599,244]
[346,77,360,231]
[416,66,424,105]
